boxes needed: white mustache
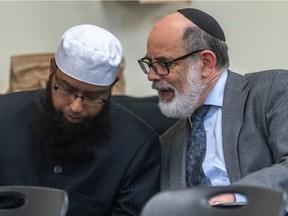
[152,81,174,90]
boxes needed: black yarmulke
[177,8,226,41]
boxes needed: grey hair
[182,26,229,70]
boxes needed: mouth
[63,113,84,123]
[158,88,175,102]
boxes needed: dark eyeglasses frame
[53,72,116,107]
[138,49,204,76]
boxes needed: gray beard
[155,64,205,119]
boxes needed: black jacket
[0,90,160,216]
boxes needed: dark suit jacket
[0,90,161,216]
[161,69,288,194]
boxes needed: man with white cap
[138,7,288,207]
[0,24,160,215]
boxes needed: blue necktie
[186,105,211,187]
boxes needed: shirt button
[54,165,62,174]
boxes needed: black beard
[30,75,111,162]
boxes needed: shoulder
[245,69,288,83]
[227,69,288,92]
[0,89,43,104]
[0,89,43,110]
[240,70,288,108]
[243,69,288,95]
[108,100,161,159]
[0,90,43,124]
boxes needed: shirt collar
[204,69,228,107]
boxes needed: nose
[147,68,162,82]
[69,97,84,113]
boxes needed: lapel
[161,119,187,190]
[222,70,249,182]
[169,120,187,189]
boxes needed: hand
[208,193,235,206]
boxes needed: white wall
[0,1,288,96]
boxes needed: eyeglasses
[138,49,204,76]
[53,73,113,107]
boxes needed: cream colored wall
[0,1,287,96]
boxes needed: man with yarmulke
[0,24,160,215]
[138,8,288,206]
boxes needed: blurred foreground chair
[140,186,287,216]
[0,185,68,216]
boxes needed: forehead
[55,68,111,92]
[147,13,194,58]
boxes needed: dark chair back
[112,95,178,135]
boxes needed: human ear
[50,57,57,75]
[199,50,217,78]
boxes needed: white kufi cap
[55,24,123,86]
